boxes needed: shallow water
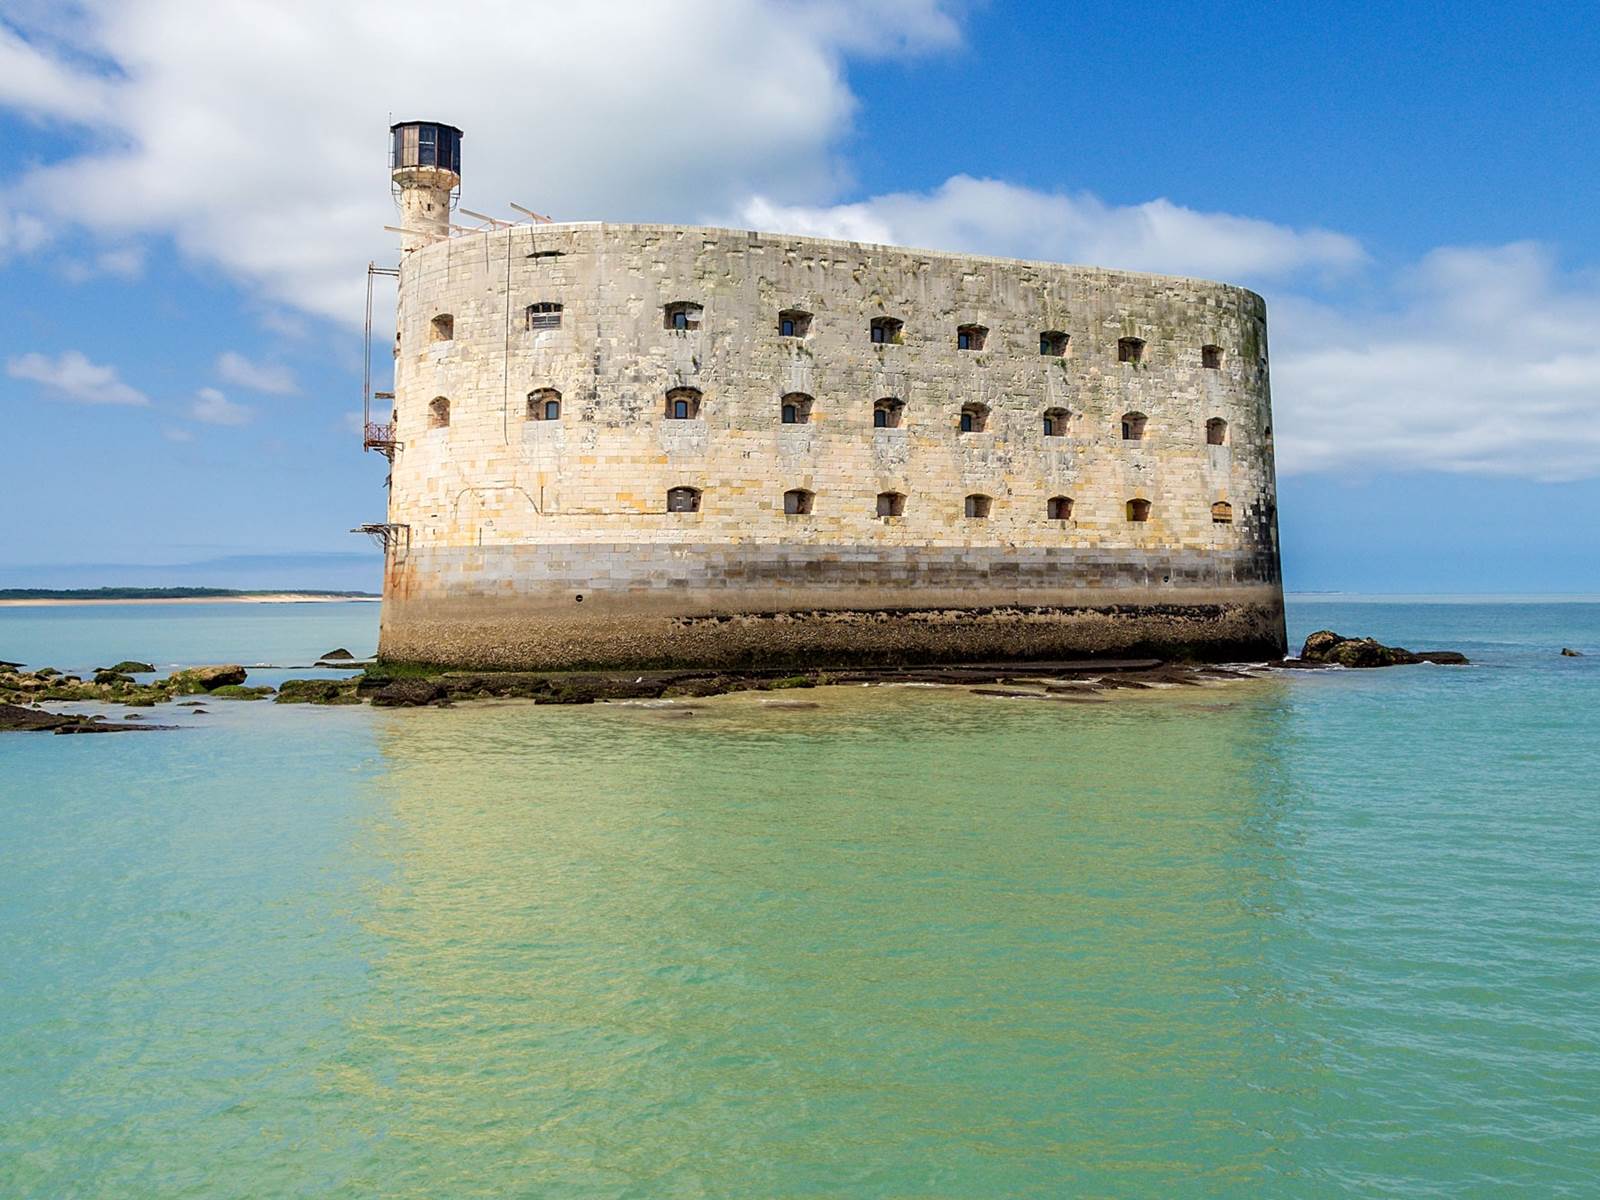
[2,599,1598,1197]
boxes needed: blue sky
[3,1,1597,593]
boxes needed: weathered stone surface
[377,222,1284,670]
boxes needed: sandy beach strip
[0,594,380,607]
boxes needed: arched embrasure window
[666,486,702,513]
[1048,496,1073,520]
[664,301,703,331]
[1118,336,1145,364]
[783,488,814,515]
[1120,411,1147,441]
[778,308,812,338]
[528,388,561,421]
[428,396,450,428]
[1206,417,1228,445]
[964,493,992,519]
[1039,330,1069,357]
[870,316,904,345]
[876,491,906,518]
[1211,501,1234,524]
[666,387,702,420]
[959,402,989,434]
[780,392,813,425]
[957,323,987,351]
[1126,498,1152,522]
[1043,407,1069,437]
[873,397,903,429]
[431,314,454,342]
[1202,344,1224,369]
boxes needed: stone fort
[364,121,1285,669]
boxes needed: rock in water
[165,664,249,693]
[1297,630,1468,668]
[107,660,155,674]
[275,679,361,705]
[318,647,356,661]
[368,679,446,707]
[1561,647,1583,657]
[1,703,77,731]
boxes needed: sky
[3,0,1598,593]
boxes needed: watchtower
[390,121,462,252]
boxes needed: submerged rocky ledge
[0,630,1472,730]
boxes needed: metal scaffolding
[362,262,401,460]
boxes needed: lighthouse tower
[389,121,462,252]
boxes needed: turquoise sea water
[2,599,1597,1197]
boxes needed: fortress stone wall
[376,221,1284,669]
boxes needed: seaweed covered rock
[275,678,361,705]
[1297,630,1467,668]
[107,661,155,674]
[208,684,276,700]
[0,704,174,734]
[367,679,446,707]
[165,664,249,693]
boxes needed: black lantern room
[390,121,462,175]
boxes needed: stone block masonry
[378,222,1284,668]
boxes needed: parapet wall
[378,223,1283,668]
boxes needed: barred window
[526,302,562,330]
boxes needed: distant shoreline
[0,593,381,608]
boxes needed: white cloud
[0,20,113,124]
[2,3,1596,483]
[60,243,146,282]
[0,1,960,322]
[162,426,194,442]
[190,386,252,426]
[216,351,297,395]
[0,208,51,261]
[1271,243,1600,482]
[6,350,147,405]
[736,178,1366,280]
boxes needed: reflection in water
[341,684,1310,1195]
[8,601,1599,1196]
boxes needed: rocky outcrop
[1296,630,1468,668]
[166,665,249,693]
[0,703,174,734]
[275,678,362,705]
[366,679,447,707]
[1561,647,1583,657]
[106,660,155,674]
[318,648,355,661]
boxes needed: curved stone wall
[379,223,1284,668]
